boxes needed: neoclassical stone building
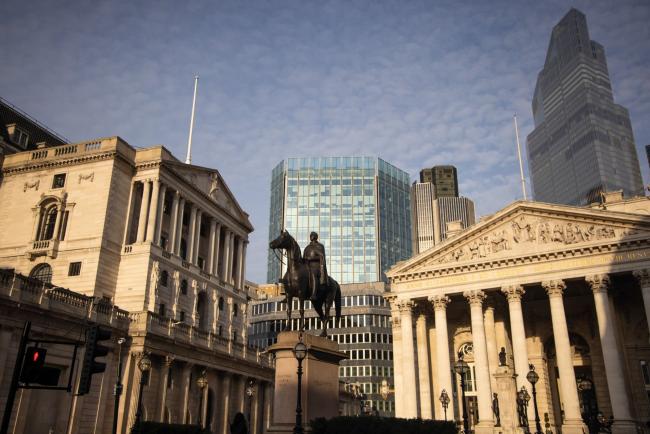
[0,137,273,434]
[386,196,650,434]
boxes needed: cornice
[2,151,119,176]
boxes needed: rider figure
[303,231,328,303]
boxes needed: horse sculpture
[269,230,341,337]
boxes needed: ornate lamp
[134,353,151,428]
[439,389,450,421]
[453,352,470,434]
[292,341,308,434]
[526,364,542,434]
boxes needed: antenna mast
[513,114,528,200]
[185,75,199,164]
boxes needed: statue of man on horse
[269,230,341,337]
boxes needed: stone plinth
[493,365,523,434]
[267,331,347,434]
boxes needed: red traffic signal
[20,347,47,384]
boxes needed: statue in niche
[498,347,507,366]
[469,241,480,259]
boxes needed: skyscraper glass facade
[267,157,411,284]
[526,9,643,205]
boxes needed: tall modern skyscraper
[267,157,412,284]
[419,165,459,197]
[527,8,643,205]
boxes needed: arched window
[29,263,52,284]
[218,297,224,311]
[180,279,188,295]
[160,270,169,287]
[35,199,67,241]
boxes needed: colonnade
[129,178,248,290]
[121,352,273,434]
[392,272,646,434]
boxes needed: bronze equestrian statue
[269,230,341,336]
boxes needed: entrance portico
[387,199,650,434]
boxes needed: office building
[0,136,273,434]
[387,195,650,434]
[526,8,644,205]
[249,281,395,416]
[267,157,412,284]
[419,165,459,198]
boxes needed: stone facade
[0,137,274,433]
[387,198,650,434]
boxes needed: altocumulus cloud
[1,0,648,282]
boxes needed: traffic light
[78,325,111,395]
[20,347,47,383]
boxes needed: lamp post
[526,365,542,434]
[246,379,255,434]
[453,352,470,434]
[439,389,450,421]
[111,338,126,434]
[196,370,208,428]
[133,352,151,429]
[292,341,307,434]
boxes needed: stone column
[501,285,530,390]
[484,301,499,392]
[542,280,586,434]
[137,180,151,243]
[398,300,418,418]
[236,238,245,289]
[146,179,160,242]
[632,269,650,341]
[430,295,455,418]
[52,203,65,240]
[229,234,236,284]
[158,356,174,421]
[193,210,203,265]
[174,198,186,255]
[219,373,232,434]
[181,363,193,424]
[241,241,248,289]
[464,290,494,432]
[208,219,217,275]
[168,192,180,253]
[222,230,231,279]
[586,275,636,434]
[388,297,404,417]
[187,205,198,262]
[415,307,432,419]
[154,183,167,246]
[213,224,222,276]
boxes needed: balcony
[26,239,59,259]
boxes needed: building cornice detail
[585,274,610,294]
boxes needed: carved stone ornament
[431,215,621,266]
[542,280,566,297]
[23,179,40,192]
[164,355,175,367]
[429,295,451,311]
[633,269,650,288]
[464,290,487,306]
[501,285,525,302]
[397,300,415,313]
[585,274,610,294]
[78,172,95,183]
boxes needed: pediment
[388,201,650,277]
[166,162,252,229]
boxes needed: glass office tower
[267,157,411,284]
[526,9,643,205]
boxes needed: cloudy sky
[1,0,649,283]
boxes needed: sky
[1,0,649,283]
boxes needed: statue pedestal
[266,331,346,434]
[493,366,524,434]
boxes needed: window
[181,279,188,295]
[68,262,82,276]
[160,270,168,287]
[233,303,238,317]
[159,304,166,317]
[218,325,223,336]
[10,126,29,148]
[218,297,224,311]
[29,263,52,284]
[232,332,237,343]
[179,311,186,322]
[52,174,66,189]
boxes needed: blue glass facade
[267,157,411,284]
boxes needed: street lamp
[111,338,126,434]
[246,379,255,434]
[292,341,307,434]
[196,370,208,428]
[439,389,450,421]
[453,351,470,434]
[133,352,151,429]
[526,364,542,434]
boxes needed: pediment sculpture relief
[432,215,629,265]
